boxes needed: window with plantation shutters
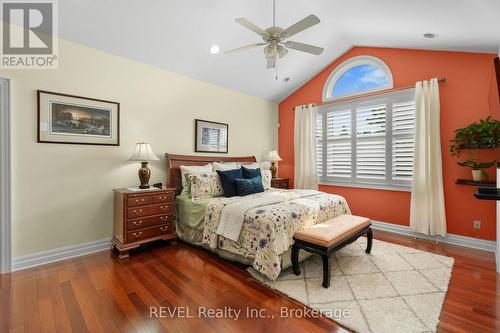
[316,88,415,190]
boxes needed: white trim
[372,220,496,253]
[0,78,11,274]
[319,181,411,192]
[322,55,394,102]
[12,238,112,272]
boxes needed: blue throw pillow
[234,176,264,196]
[242,166,262,179]
[216,168,243,197]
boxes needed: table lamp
[128,142,159,189]
[266,150,282,178]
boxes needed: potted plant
[457,159,496,181]
[449,117,500,156]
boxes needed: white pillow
[212,162,239,171]
[180,164,213,195]
[261,170,272,190]
[259,161,271,170]
[240,162,259,169]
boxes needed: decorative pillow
[216,168,243,197]
[235,176,265,196]
[261,170,272,190]
[213,162,239,171]
[180,164,213,195]
[242,166,261,179]
[188,172,223,201]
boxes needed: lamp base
[270,162,277,178]
[138,162,151,189]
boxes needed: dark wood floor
[0,230,499,333]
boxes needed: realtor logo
[1,0,58,69]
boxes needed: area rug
[248,237,454,333]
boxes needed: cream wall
[1,39,277,256]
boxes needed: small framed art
[37,90,120,146]
[195,119,228,153]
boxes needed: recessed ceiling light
[423,33,439,39]
[209,45,220,54]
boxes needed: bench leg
[291,245,301,275]
[366,227,373,254]
[321,255,331,288]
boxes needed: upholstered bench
[291,214,372,288]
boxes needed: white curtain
[294,104,318,190]
[410,79,447,236]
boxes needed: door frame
[0,78,11,274]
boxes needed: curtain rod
[295,77,446,109]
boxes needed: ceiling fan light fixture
[277,44,288,58]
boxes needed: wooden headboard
[166,153,257,194]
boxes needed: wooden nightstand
[271,178,290,189]
[111,187,177,259]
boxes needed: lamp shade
[128,142,160,162]
[266,150,282,162]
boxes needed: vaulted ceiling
[60,0,500,102]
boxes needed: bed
[166,154,351,280]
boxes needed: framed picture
[37,90,120,146]
[195,119,228,153]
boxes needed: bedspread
[202,190,350,280]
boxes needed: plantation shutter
[392,99,416,181]
[326,108,352,178]
[317,88,416,189]
[356,103,386,179]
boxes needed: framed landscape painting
[37,90,120,146]
[195,119,228,153]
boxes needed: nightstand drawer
[127,214,174,230]
[152,192,174,204]
[127,223,174,242]
[127,203,174,218]
[127,196,152,207]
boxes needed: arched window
[322,56,393,101]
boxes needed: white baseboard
[372,220,496,253]
[8,221,497,272]
[12,238,112,272]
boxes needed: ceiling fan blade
[284,41,324,55]
[235,18,269,38]
[225,43,266,55]
[282,15,320,38]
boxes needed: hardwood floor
[0,230,498,333]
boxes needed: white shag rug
[248,237,454,333]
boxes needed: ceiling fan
[225,0,324,69]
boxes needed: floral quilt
[202,190,350,280]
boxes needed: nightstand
[271,178,290,189]
[111,187,177,259]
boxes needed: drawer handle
[160,216,168,221]
[159,196,166,200]
[160,205,167,210]
[160,226,169,232]
[133,209,143,214]
[133,220,143,226]
[135,198,145,203]
[132,231,143,238]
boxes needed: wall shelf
[474,189,500,201]
[455,179,496,187]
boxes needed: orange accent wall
[279,47,500,241]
